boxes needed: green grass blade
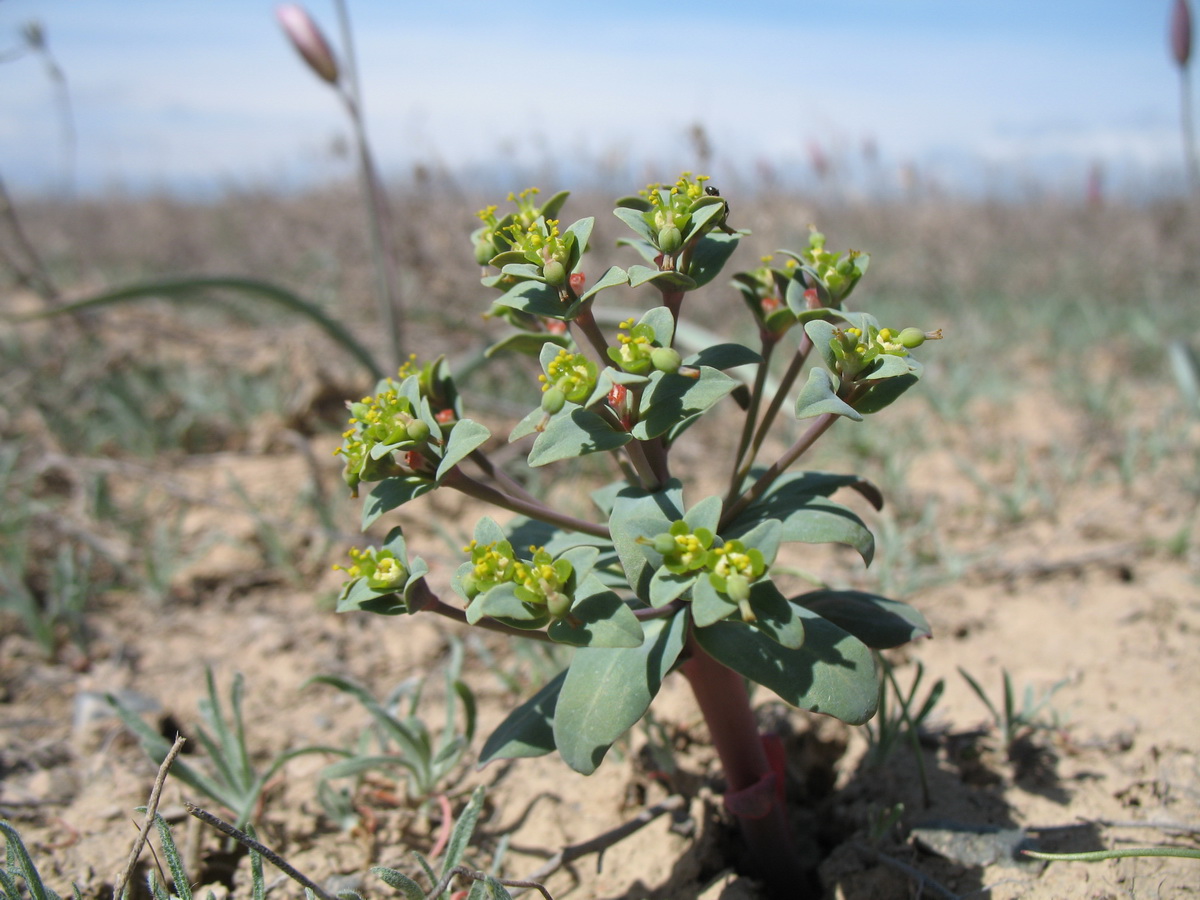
[442,786,486,877]
[13,276,382,378]
[308,675,431,767]
[1025,846,1200,862]
[0,821,52,900]
[370,866,425,900]
[152,814,191,900]
[957,667,1000,725]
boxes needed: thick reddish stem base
[680,639,818,899]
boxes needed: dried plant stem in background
[113,734,186,900]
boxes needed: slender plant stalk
[720,411,840,531]
[441,467,610,539]
[409,579,554,644]
[726,337,777,498]
[1181,65,1200,193]
[735,331,814,489]
[332,0,406,371]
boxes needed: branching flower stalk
[332,173,940,898]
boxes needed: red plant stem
[429,792,455,860]
[680,638,810,896]
[441,467,610,540]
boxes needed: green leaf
[370,867,426,900]
[613,206,655,244]
[648,565,699,607]
[633,367,739,440]
[744,580,805,649]
[493,279,581,320]
[538,189,571,220]
[563,217,594,268]
[639,305,676,346]
[478,670,566,764]
[685,343,761,371]
[362,477,435,529]
[436,419,492,480]
[794,367,862,421]
[528,406,631,466]
[685,494,724,533]
[695,608,877,724]
[615,237,661,265]
[548,579,644,648]
[553,613,687,773]
[465,583,551,629]
[485,331,571,358]
[578,265,630,302]
[442,785,487,877]
[336,577,406,615]
[854,374,920,415]
[628,265,696,291]
[796,590,931,648]
[685,231,741,288]
[804,320,839,371]
[608,480,685,602]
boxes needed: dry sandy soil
[3,191,1200,899]
[4,359,1198,900]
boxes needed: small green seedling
[109,668,332,830]
[958,666,1069,757]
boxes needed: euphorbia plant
[333,174,938,897]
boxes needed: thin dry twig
[513,794,688,894]
[427,866,553,900]
[113,733,186,900]
[183,802,337,900]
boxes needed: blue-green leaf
[694,608,877,723]
[528,406,631,466]
[548,577,644,648]
[362,477,435,529]
[685,231,741,288]
[685,343,762,371]
[613,207,655,244]
[553,613,687,773]
[478,670,566,765]
[485,331,571,358]
[436,419,492,480]
[854,374,920,415]
[795,367,862,421]
[628,265,696,291]
[796,590,931,648]
[608,480,685,602]
[578,265,630,302]
[633,367,739,440]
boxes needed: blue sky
[0,0,1188,196]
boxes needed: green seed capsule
[658,225,683,254]
[650,347,682,374]
[541,386,566,415]
[474,240,495,266]
[542,259,567,286]
[405,419,431,442]
[546,591,572,619]
[651,533,677,556]
[725,573,752,602]
[897,327,926,349]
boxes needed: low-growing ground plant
[330,174,939,897]
[109,668,334,832]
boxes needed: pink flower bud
[1171,0,1192,69]
[276,4,339,85]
